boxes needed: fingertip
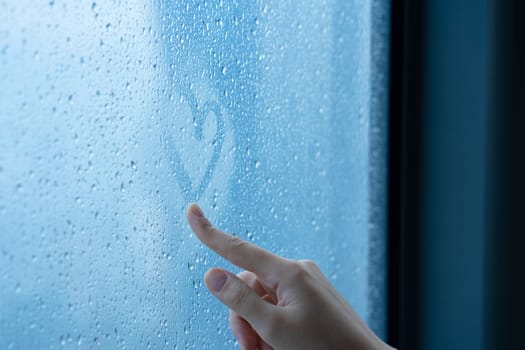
[187,203,204,220]
[204,268,228,293]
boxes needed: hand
[187,204,394,350]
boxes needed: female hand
[187,204,394,350]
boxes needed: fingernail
[209,271,228,293]
[189,204,204,218]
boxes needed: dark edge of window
[484,1,525,348]
[386,0,425,348]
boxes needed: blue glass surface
[0,1,389,348]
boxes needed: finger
[187,203,288,283]
[236,271,267,297]
[204,268,278,333]
[258,338,274,350]
[237,270,278,303]
[229,310,259,350]
[231,309,275,350]
[231,272,275,349]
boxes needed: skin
[187,203,395,350]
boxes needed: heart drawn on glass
[165,89,225,203]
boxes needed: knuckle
[236,270,249,278]
[290,260,307,274]
[228,283,250,308]
[207,225,219,237]
[298,259,317,269]
[227,235,246,261]
[201,217,213,230]
[287,260,312,281]
[236,270,255,284]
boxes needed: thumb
[204,268,277,332]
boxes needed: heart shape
[165,87,225,203]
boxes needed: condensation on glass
[0,1,390,348]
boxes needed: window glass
[0,1,389,348]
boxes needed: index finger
[186,204,288,285]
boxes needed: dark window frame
[386,1,525,349]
